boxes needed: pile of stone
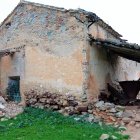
[0,96,6,118]
[90,101,125,124]
[25,91,80,114]
[25,91,140,127]
[121,106,140,128]
[90,101,140,128]
[0,96,23,120]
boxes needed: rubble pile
[92,101,140,128]
[0,90,139,128]
[25,91,140,127]
[0,96,23,120]
[25,91,80,114]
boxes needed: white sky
[0,0,140,44]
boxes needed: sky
[0,0,140,44]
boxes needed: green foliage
[0,107,129,140]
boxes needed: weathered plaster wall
[111,57,140,81]
[0,51,25,101]
[86,23,117,100]
[24,45,83,96]
[89,23,118,41]
[0,3,85,99]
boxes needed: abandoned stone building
[0,1,140,104]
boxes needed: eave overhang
[89,35,140,63]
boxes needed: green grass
[0,107,129,140]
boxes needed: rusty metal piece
[119,80,140,100]
[107,80,140,105]
[107,83,128,105]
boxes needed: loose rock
[77,105,88,113]
[0,103,5,110]
[122,117,131,124]
[95,101,104,108]
[100,134,110,140]
[0,96,6,104]
[135,123,140,128]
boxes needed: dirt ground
[123,106,140,140]
[124,126,140,140]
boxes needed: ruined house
[0,1,140,104]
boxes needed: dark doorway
[7,76,21,102]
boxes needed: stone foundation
[25,90,82,115]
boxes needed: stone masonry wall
[1,2,139,104]
[0,3,87,101]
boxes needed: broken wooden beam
[0,45,25,57]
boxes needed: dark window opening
[7,76,21,102]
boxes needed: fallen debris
[0,96,23,120]
[1,89,139,129]
[0,96,6,104]
[25,91,140,127]
[107,79,140,105]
